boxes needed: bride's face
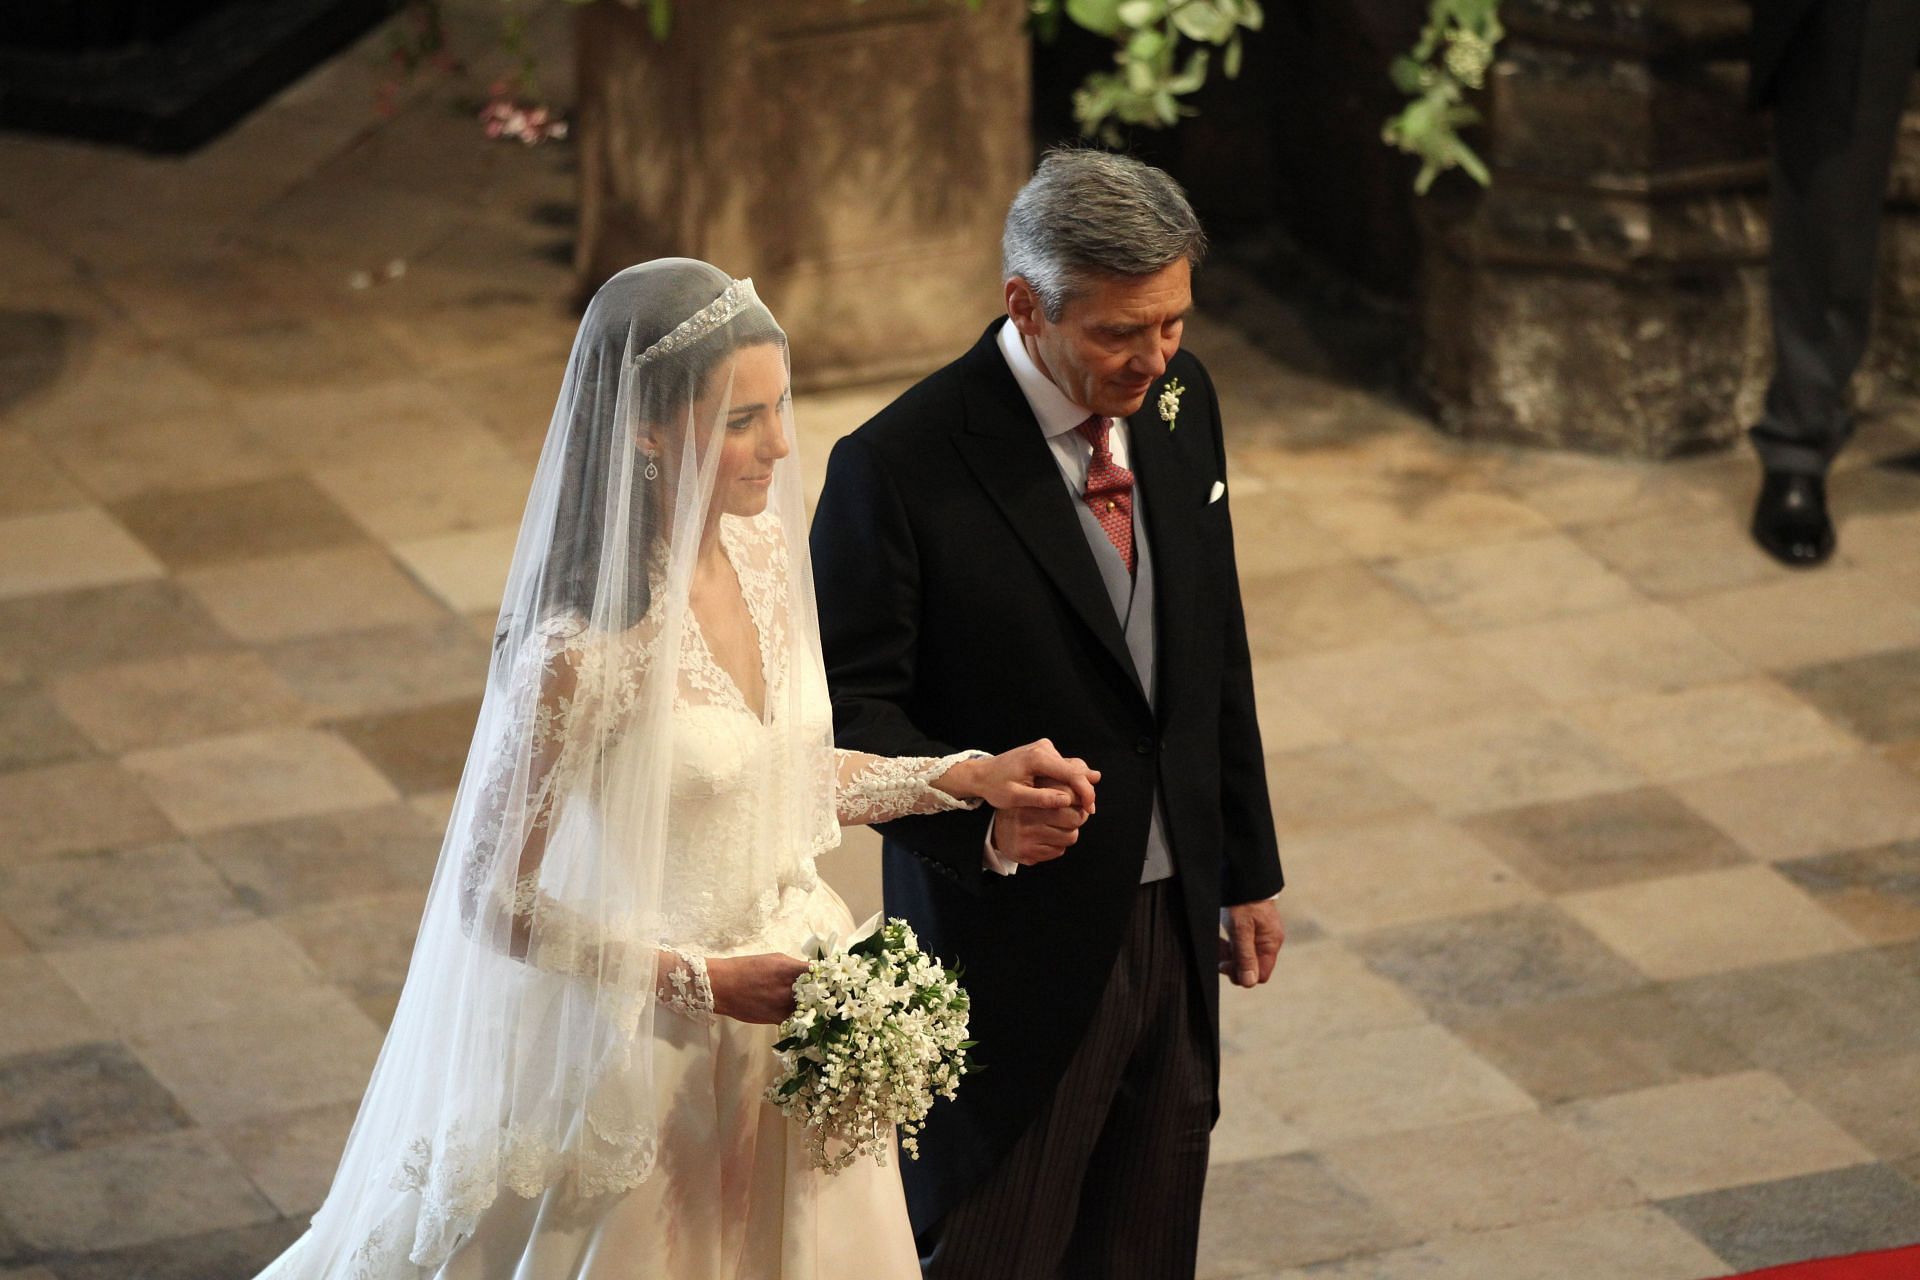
[702,342,791,519]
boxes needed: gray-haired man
[810,149,1285,1277]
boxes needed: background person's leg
[1751,0,1920,561]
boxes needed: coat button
[1134,737,1153,756]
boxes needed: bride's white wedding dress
[431,512,947,1279]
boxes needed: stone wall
[572,0,1030,390]
[1417,0,1773,458]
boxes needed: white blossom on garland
[767,917,974,1174]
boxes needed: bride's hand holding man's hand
[939,739,1100,867]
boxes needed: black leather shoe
[1751,470,1835,567]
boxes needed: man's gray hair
[1002,148,1207,321]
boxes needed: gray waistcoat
[1070,485,1175,884]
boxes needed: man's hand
[1219,899,1284,988]
[991,801,1089,866]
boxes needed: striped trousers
[917,878,1213,1280]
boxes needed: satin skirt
[428,879,920,1280]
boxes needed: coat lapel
[951,333,1147,706]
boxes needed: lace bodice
[465,510,980,974]
[649,691,975,953]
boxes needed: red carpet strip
[1717,1244,1920,1279]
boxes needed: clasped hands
[943,738,1100,867]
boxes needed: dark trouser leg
[1753,0,1920,476]
[1060,881,1212,1279]
[918,881,1212,1280]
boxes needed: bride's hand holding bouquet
[767,916,974,1173]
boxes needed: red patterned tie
[1076,414,1135,574]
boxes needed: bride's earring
[644,455,660,482]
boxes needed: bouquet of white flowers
[767,915,974,1174]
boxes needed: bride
[257,259,1097,1279]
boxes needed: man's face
[1009,257,1191,419]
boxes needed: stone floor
[5,14,1920,1280]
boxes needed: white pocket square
[1208,481,1226,504]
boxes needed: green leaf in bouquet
[776,1075,806,1099]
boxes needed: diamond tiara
[635,277,759,366]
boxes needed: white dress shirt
[982,319,1130,875]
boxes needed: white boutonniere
[1157,377,1185,430]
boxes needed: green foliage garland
[1032,0,1265,144]
[1382,0,1504,192]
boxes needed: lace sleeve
[460,616,637,986]
[833,748,989,826]
[508,871,713,1021]
[656,947,714,1022]
[461,619,584,922]
[464,618,717,1021]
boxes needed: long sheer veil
[266,260,838,1277]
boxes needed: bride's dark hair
[514,262,784,656]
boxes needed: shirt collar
[996,318,1101,440]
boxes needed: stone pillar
[1417,0,1771,457]
[572,0,1030,389]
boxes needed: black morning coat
[808,320,1285,1235]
